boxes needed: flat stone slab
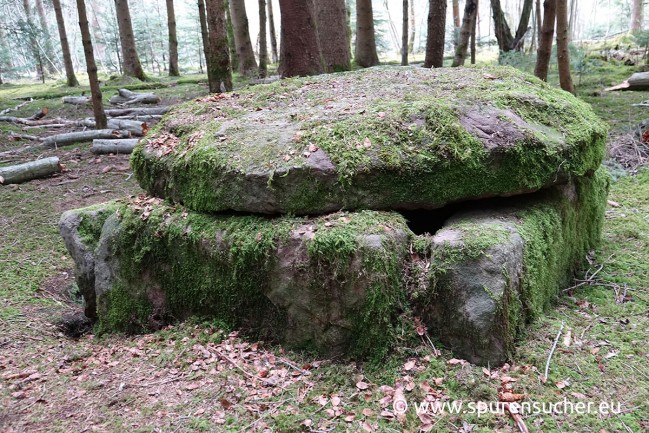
[60,169,608,364]
[132,66,607,215]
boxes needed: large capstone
[132,66,606,215]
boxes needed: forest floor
[0,64,648,433]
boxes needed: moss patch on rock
[131,66,607,215]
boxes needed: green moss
[75,202,121,250]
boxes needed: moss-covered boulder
[62,199,411,358]
[132,66,606,215]
[410,168,609,364]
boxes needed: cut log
[27,107,48,121]
[109,89,161,106]
[105,106,170,117]
[112,115,162,122]
[0,156,62,184]
[0,115,68,126]
[62,96,91,105]
[42,130,132,147]
[81,118,147,136]
[604,72,649,91]
[91,139,139,154]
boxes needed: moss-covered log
[132,66,607,215]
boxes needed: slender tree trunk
[229,0,257,75]
[424,0,447,67]
[204,0,233,92]
[555,0,574,93]
[354,0,379,67]
[513,0,534,49]
[166,0,179,76]
[492,0,532,51]
[225,0,238,73]
[197,0,210,70]
[267,0,279,64]
[534,0,556,81]
[114,0,146,80]
[452,0,461,48]
[316,0,351,72]
[631,0,643,32]
[401,0,408,65]
[278,0,324,77]
[471,1,477,64]
[258,0,267,77]
[536,0,542,47]
[52,0,79,86]
[34,0,57,74]
[452,0,478,66]
[408,0,416,53]
[76,0,107,128]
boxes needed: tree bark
[631,0,643,32]
[166,0,179,76]
[491,0,533,52]
[52,0,79,86]
[402,0,408,65]
[534,0,556,81]
[77,0,107,128]
[42,129,131,147]
[0,157,62,185]
[204,0,233,92]
[91,139,139,154]
[408,0,415,53]
[82,118,147,135]
[114,0,146,80]
[278,0,324,77]
[258,0,268,77]
[109,89,161,105]
[21,0,46,81]
[267,0,279,64]
[536,0,542,47]
[354,0,379,67]
[105,106,170,116]
[471,1,477,64]
[316,0,351,72]
[424,0,447,67]
[452,0,478,66]
[34,0,57,74]
[452,0,461,47]
[225,0,238,72]
[555,0,574,93]
[197,0,210,70]
[229,0,258,75]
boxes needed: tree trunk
[225,0,238,73]
[534,0,556,81]
[278,0,324,77]
[555,0,574,93]
[229,0,257,75]
[452,0,478,66]
[0,157,62,185]
[402,0,408,65]
[536,0,542,47]
[452,0,461,47]
[166,0,179,76]
[424,0,447,67]
[91,139,139,154]
[42,129,131,147]
[77,0,107,128]
[316,0,351,72]
[492,0,533,52]
[631,0,643,32]
[21,0,46,81]
[354,0,379,67]
[258,0,268,77]
[267,0,279,63]
[408,0,415,53]
[471,1,477,64]
[34,0,57,74]
[114,0,146,80]
[513,0,534,49]
[52,0,79,86]
[197,0,210,69]
[204,0,233,92]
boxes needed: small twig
[129,374,187,388]
[280,358,309,375]
[502,402,530,433]
[213,350,275,385]
[544,321,564,383]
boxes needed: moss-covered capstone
[132,66,606,215]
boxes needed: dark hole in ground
[56,311,93,339]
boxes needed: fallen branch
[604,72,649,91]
[502,402,530,433]
[91,138,139,154]
[543,321,564,383]
[105,106,170,117]
[42,129,132,148]
[0,156,62,184]
[81,118,147,136]
[7,132,41,141]
[62,96,91,105]
[0,98,32,115]
[109,88,160,106]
